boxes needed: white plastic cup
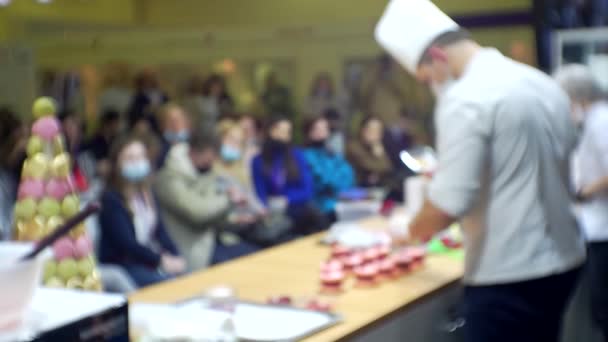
[0,242,47,330]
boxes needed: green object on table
[427,238,464,260]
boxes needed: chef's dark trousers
[588,242,608,341]
[463,267,581,342]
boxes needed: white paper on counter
[0,288,125,342]
[132,300,339,342]
[130,303,231,341]
[233,303,334,341]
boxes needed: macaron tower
[13,97,102,291]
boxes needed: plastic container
[335,200,382,222]
[0,242,48,330]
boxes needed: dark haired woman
[98,135,185,287]
[347,116,394,188]
[303,116,355,221]
[251,116,328,234]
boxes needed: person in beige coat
[155,133,237,270]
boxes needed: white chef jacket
[572,102,608,242]
[428,48,586,285]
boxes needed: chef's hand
[408,223,434,245]
[161,254,186,274]
[390,231,410,247]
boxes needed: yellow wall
[4,0,535,114]
[0,12,7,42]
[143,0,531,28]
[4,0,135,25]
[32,25,535,110]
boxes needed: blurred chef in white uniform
[554,64,608,341]
[375,1,586,341]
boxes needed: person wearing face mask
[376,1,586,341]
[99,135,185,288]
[346,116,394,188]
[155,131,259,270]
[303,116,355,221]
[157,103,191,168]
[58,110,100,197]
[252,116,329,235]
[214,119,252,189]
[554,64,608,341]
[214,119,295,246]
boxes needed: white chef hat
[375,0,460,74]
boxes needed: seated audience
[200,74,235,131]
[323,108,346,156]
[261,73,294,118]
[98,63,132,125]
[306,72,338,118]
[99,135,185,287]
[383,108,416,170]
[58,110,99,198]
[98,265,137,294]
[157,103,191,168]
[215,119,254,188]
[347,116,394,188]
[84,110,122,179]
[215,120,292,246]
[303,116,355,221]
[127,69,168,131]
[155,132,258,270]
[61,110,142,291]
[0,108,26,240]
[252,116,329,234]
[239,114,262,167]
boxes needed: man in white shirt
[375,1,586,341]
[554,64,608,341]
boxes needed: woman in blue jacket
[303,116,355,222]
[252,116,329,235]
[98,134,186,287]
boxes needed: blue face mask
[220,145,242,162]
[121,159,151,182]
[164,130,190,144]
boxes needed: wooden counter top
[129,216,464,341]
